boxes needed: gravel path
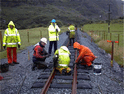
[0,29,123,94]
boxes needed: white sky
[122,0,124,1]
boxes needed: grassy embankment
[0,26,68,59]
[82,23,124,66]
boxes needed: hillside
[0,0,123,29]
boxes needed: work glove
[3,46,6,49]
[56,29,58,32]
[18,44,20,48]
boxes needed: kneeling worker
[53,46,71,75]
[73,42,97,69]
[32,38,49,71]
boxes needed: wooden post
[27,32,29,43]
[104,32,105,40]
[106,33,107,40]
[110,33,111,40]
[28,50,30,61]
[39,29,42,38]
[118,34,119,46]
[0,31,3,51]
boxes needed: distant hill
[0,0,123,29]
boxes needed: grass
[0,26,68,59]
[82,23,124,66]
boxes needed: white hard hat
[60,46,69,52]
[40,38,47,44]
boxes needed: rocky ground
[0,29,123,94]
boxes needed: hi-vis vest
[3,21,21,47]
[68,25,75,38]
[48,23,60,41]
[55,48,70,68]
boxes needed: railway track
[31,30,92,94]
[1,29,123,94]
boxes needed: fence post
[27,32,29,43]
[118,34,119,46]
[110,33,111,40]
[104,32,105,40]
[0,31,3,51]
[106,33,107,40]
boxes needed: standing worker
[68,24,75,46]
[75,25,77,31]
[53,46,71,75]
[3,21,21,66]
[73,42,97,69]
[48,19,60,55]
[32,38,50,71]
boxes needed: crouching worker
[73,42,97,69]
[53,46,71,75]
[32,38,50,71]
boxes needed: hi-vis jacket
[54,48,70,68]
[48,23,60,41]
[73,42,96,63]
[3,21,21,47]
[68,25,75,38]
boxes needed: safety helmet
[60,46,69,52]
[51,19,56,23]
[73,42,81,49]
[40,38,47,44]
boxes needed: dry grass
[88,32,124,66]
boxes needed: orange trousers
[7,47,17,64]
[80,56,95,66]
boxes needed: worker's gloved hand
[56,29,58,32]
[18,44,20,48]
[3,46,6,49]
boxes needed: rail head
[71,49,78,94]
[40,68,56,94]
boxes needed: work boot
[13,62,19,64]
[9,63,14,66]
[91,61,94,64]
[32,64,37,71]
[32,66,36,71]
[61,69,66,75]
[66,71,71,75]
[87,65,93,70]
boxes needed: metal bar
[40,68,56,94]
[108,4,111,33]
[71,49,77,94]
[111,41,114,67]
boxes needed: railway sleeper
[38,74,90,80]
[31,82,92,89]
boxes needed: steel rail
[71,49,78,94]
[71,29,78,94]
[40,41,69,94]
[40,68,56,94]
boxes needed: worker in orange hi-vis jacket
[73,42,97,69]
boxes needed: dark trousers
[32,56,47,70]
[69,38,75,46]
[48,41,57,54]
